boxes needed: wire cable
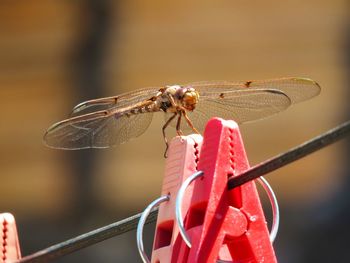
[18,209,158,263]
[228,119,350,189]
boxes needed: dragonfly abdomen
[116,102,159,119]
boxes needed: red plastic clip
[150,134,203,263]
[0,213,21,262]
[149,118,276,263]
[173,118,277,262]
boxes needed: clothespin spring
[175,172,280,248]
[137,195,170,263]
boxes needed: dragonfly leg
[162,112,177,158]
[176,112,183,136]
[167,94,177,107]
[183,111,200,134]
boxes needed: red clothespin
[0,213,21,263]
[173,118,277,262]
[150,134,203,263]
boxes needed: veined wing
[186,77,320,103]
[71,87,162,116]
[44,107,153,149]
[176,77,320,131]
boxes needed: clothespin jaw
[0,213,21,263]
[175,118,277,263]
[151,134,203,263]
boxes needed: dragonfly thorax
[162,85,199,112]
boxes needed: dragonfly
[44,77,320,157]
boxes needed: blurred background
[0,0,349,262]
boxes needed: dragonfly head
[164,85,199,111]
[181,87,199,111]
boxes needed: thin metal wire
[17,120,350,263]
[175,171,204,248]
[228,119,350,189]
[17,210,159,263]
[137,195,169,263]
[257,176,280,243]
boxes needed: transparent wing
[44,109,153,149]
[187,89,291,131]
[170,77,320,131]
[71,87,161,116]
[186,77,320,104]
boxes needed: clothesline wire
[228,119,350,189]
[18,119,350,263]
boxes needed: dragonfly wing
[71,87,161,116]
[184,89,292,132]
[186,77,320,104]
[44,110,153,149]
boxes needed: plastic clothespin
[150,134,203,263]
[0,213,21,263]
[173,118,277,262]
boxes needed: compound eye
[183,93,192,102]
[182,92,198,111]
